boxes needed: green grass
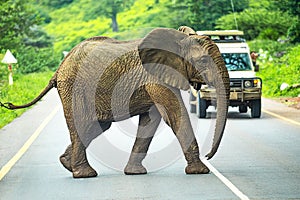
[255,44,300,98]
[43,0,171,54]
[0,71,54,128]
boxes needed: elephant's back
[56,37,141,83]
[55,37,154,120]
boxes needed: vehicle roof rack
[196,30,245,43]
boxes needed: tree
[34,0,74,9]
[215,0,300,43]
[0,0,41,50]
[164,1,189,28]
[216,9,297,41]
[271,0,300,16]
[85,0,135,32]
[0,0,58,73]
[248,0,270,9]
[287,20,300,44]
[271,0,300,43]
[168,0,249,31]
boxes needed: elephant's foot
[183,139,209,174]
[59,145,72,172]
[185,161,210,174]
[72,163,98,178]
[60,154,72,172]
[124,163,147,175]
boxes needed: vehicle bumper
[200,88,262,102]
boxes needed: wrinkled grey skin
[0,27,229,178]
[178,26,197,35]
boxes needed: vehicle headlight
[244,80,252,88]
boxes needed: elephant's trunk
[206,50,230,159]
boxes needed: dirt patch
[279,97,300,110]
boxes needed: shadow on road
[201,111,253,120]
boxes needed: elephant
[178,25,197,35]
[0,27,230,178]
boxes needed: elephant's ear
[138,28,190,90]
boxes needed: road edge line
[202,159,250,200]
[262,109,300,126]
[0,105,60,181]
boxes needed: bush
[0,62,7,89]
[0,71,54,128]
[256,44,300,97]
[15,46,60,74]
[248,39,292,61]
[288,19,300,44]
[42,0,74,9]
[216,9,297,41]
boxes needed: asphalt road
[0,89,299,200]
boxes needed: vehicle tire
[196,92,207,118]
[251,99,261,118]
[239,105,248,113]
[190,90,196,113]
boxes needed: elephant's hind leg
[60,144,72,172]
[58,123,98,178]
[124,106,161,175]
[60,121,112,178]
[71,134,98,178]
[58,82,100,178]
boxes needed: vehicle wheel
[251,99,261,118]
[239,105,248,113]
[190,90,196,113]
[196,92,207,118]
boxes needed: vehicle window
[221,53,252,71]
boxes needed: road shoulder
[262,97,300,125]
[0,90,60,170]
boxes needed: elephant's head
[178,26,197,36]
[138,27,229,159]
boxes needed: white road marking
[202,159,250,200]
[0,105,60,181]
[262,109,300,126]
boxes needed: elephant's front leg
[162,109,209,174]
[148,86,209,174]
[124,106,161,175]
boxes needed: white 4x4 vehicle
[190,30,262,118]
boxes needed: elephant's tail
[0,73,57,110]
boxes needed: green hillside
[43,0,172,54]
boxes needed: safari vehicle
[190,30,262,118]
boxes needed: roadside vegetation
[0,0,299,127]
[254,44,300,97]
[0,71,54,128]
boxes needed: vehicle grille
[230,79,242,87]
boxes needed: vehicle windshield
[221,53,252,71]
